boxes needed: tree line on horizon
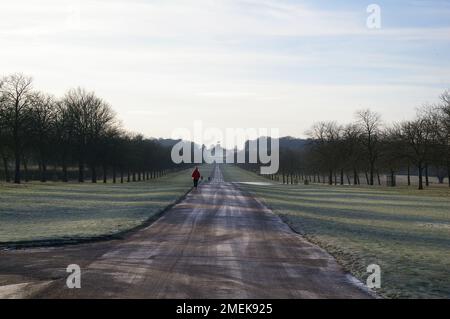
[258,93,449,190]
[2,73,448,190]
[0,73,185,184]
[238,92,449,190]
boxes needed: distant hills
[153,138,183,148]
[278,136,310,150]
[244,136,310,151]
[155,136,310,152]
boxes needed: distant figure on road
[192,166,201,189]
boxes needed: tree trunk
[61,159,68,182]
[407,164,411,186]
[113,165,117,184]
[390,169,396,187]
[14,151,20,184]
[365,172,370,185]
[37,154,45,182]
[2,156,10,182]
[13,123,21,184]
[418,163,423,190]
[103,165,107,183]
[60,149,68,182]
[340,169,344,185]
[369,162,374,186]
[23,158,29,182]
[353,169,358,185]
[448,162,450,187]
[53,164,57,182]
[78,160,84,182]
[425,164,429,187]
[328,170,333,185]
[41,162,47,182]
[377,170,381,185]
[91,166,97,183]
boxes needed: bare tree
[0,74,190,184]
[400,113,437,190]
[62,88,89,182]
[355,109,382,185]
[62,88,117,182]
[438,91,450,186]
[381,125,406,186]
[266,95,448,189]
[0,74,34,183]
[0,79,12,182]
[29,92,57,182]
[307,121,343,185]
[53,100,72,182]
[87,100,117,183]
[342,123,363,185]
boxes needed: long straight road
[0,165,370,298]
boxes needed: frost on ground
[221,164,450,299]
[0,166,212,244]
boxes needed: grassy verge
[221,164,450,299]
[0,165,212,244]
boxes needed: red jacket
[192,169,200,180]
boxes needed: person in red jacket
[192,166,201,188]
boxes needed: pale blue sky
[1,0,449,141]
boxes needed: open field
[0,165,212,244]
[221,165,450,298]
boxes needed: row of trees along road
[242,91,449,190]
[0,73,186,184]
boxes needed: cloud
[0,0,448,140]
[0,0,377,39]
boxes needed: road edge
[231,181,380,299]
